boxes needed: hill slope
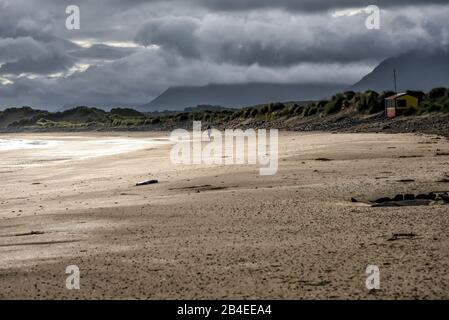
[143,83,345,111]
[351,48,449,93]
[0,107,49,129]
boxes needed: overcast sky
[0,0,448,108]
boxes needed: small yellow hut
[385,93,419,118]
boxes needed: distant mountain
[351,48,449,93]
[143,83,345,111]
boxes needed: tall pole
[393,69,398,117]
[393,69,397,93]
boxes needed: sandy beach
[1,131,449,299]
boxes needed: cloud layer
[0,0,448,109]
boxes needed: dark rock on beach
[375,197,392,203]
[404,194,415,201]
[136,180,159,186]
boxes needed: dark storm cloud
[135,17,201,58]
[134,8,448,67]
[0,2,79,75]
[194,0,449,12]
[0,0,140,77]
[0,36,76,75]
[0,55,74,75]
[38,0,448,12]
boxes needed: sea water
[0,137,170,168]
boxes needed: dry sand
[1,131,449,299]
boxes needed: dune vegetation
[1,88,448,132]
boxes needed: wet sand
[1,131,449,299]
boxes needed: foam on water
[0,137,171,168]
[0,139,60,151]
